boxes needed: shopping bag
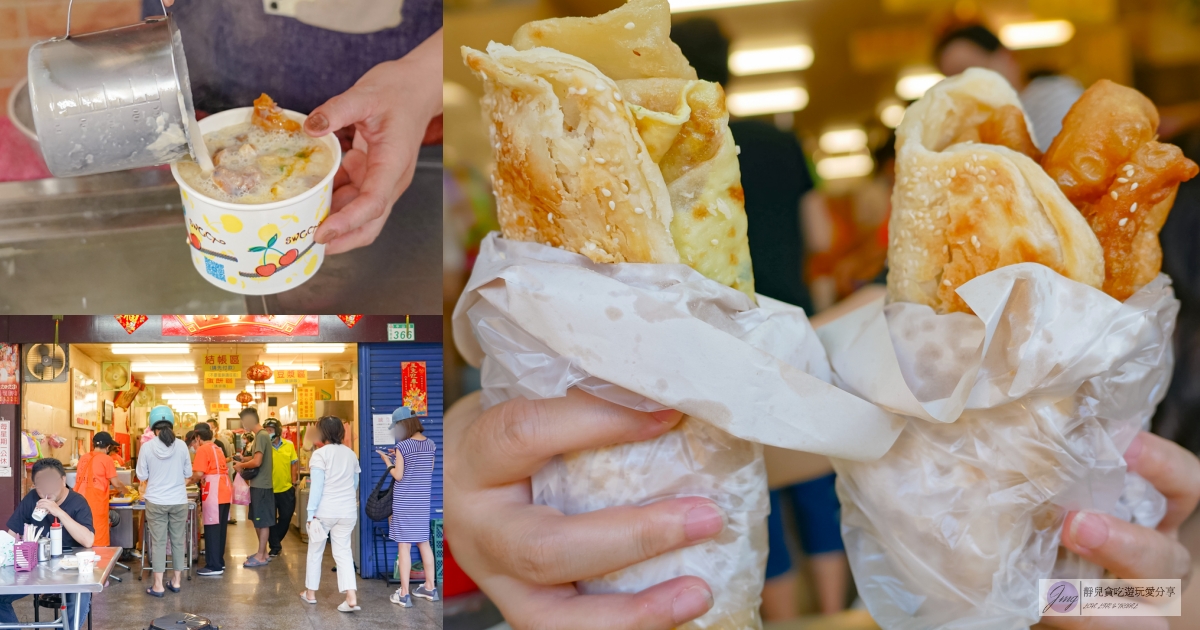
[232,474,251,507]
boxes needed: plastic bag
[453,234,901,629]
[231,473,251,507]
[819,264,1176,629]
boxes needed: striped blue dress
[389,437,436,543]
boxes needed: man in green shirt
[232,408,273,567]
[265,419,299,559]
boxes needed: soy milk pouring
[25,0,212,178]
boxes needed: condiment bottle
[50,520,62,557]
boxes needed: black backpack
[365,468,395,521]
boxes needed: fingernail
[684,504,725,542]
[1124,434,1144,468]
[1069,511,1109,550]
[317,229,338,245]
[671,586,713,625]
[306,113,329,133]
[650,409,683,424]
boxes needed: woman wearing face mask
[136,406,193,597]
[188,423,231,576]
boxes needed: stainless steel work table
[0,146,442,315]
[0,546,120,629]
[109,497,198,581]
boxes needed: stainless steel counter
[0,146,442,314]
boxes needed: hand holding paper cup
[170,95,341,295]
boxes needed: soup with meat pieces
[178,94,334,205]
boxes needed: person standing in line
[300,416,361,613]
[189,423,231,576]
[380,407,438,607]
[73,431,128,547]
[232,407,274,568]
[136,406,193,597]
[265,419,299,559]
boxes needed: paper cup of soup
[170,107,341,295]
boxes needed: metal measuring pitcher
[26,0,204,178]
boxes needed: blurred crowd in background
[443,0,1200,622]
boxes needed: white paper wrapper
[453,233,903,629]
[819,263,1177,630]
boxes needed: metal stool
[32,594,92,630]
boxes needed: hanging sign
[0,419,12,477]
[297,386,316,420]
[402,361,428,416]
[203,354,242,372]
[274,369,308,385]
[210,403,231,413]
[203,373,237,389]
[163,315,319,337]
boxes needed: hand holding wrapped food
[457,1,899,628]
[827,68,1195,629]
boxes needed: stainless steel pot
[26,0,203,178]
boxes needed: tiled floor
[18,506,441,629]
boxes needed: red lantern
[245,362,273,404]
[236,390,253,408]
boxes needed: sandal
[299,593,317,605]
[145,588,164,598]
[166,583,181,593]
[336,602,361,613]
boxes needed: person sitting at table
[73,432,129,548]
[0,458,95,630]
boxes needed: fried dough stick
[1042,81,1198,300]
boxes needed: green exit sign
[388,322,415,342]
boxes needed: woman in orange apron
[73,432,129,547]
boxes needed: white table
[0,547,120,629]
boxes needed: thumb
[305,88,373,137]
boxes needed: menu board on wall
[297,386,316,420]
[0,344,17,405]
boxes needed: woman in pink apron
[187,423,231,576]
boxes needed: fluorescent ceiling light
[818,127,868,154]
[130,363,196,373]
[817,154,874,180]
[263,344,345,354]
[670,0,799,13]
[265,384,294,393]
[161,393,204,400]
[880,103,906,128]
[727,86,808,117]
[267,364,321,373]
[1000,20,1075,50]
[896,70,944,101]
[729,43,813,76]
[110,344,192,355]
[144,375,199,385]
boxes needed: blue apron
[143,0,442,115]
